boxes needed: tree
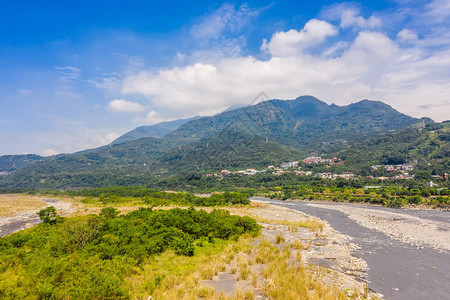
[37,206,59,224]
[64,216,102,249]
[100,207,119,219]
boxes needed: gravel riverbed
[305,203,450,253]
[0,198,77,236]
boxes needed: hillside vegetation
[0,154,43,172]
[340,122,450,176]
[1,96,443,189]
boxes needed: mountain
[112,116,201,145]
[0,154,44,173]
[164,96,421,150]
[0,96,430,188]
[153,128,305,174]
[339,121,450,176]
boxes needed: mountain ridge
[0,96,433,188]
[112,115,202,145]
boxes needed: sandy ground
[306,203,450,253]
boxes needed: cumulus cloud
[397,29,418,42]
[121,25,450,122]
[107,99,145,112]
[261,19,338,57]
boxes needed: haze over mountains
[1,95,446,188]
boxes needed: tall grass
[256,239,347,300]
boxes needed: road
[252,197,450,300]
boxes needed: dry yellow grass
[257,239,347,300]
[0,194,46,217]
[224,203,325,233]
[0,194,87,218]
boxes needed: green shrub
[0,208,259,298]
[37,206,60,224]
[99,207,119,219]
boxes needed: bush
[0,208,260,298]
[37,206,59,224]
[99,207,119,219]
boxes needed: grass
[256,217,324,232]
[2,195,378,299]
[290,240,310,250]
[225,203,325,233]
[126,234,255,299]
[276,233,285,244]
[256,239,347,300]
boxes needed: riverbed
[251,197,450,300]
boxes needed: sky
[1,0,449,156]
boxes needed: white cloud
[55,65,81,83]
[54,65,82,99]
[107,99,145,112]
[340,8,382,28]
[102,132,120,145]
[142,110,168,125]
[42,149,59,157]
[121,26,450,122]
[185,3,260,63]
[397,29,418,42]
[190,3,258,42]
[261,19,338,57]
[88,76,121,93]
[321,41,350,57]
[424,0,450,22]
[21,128,125,155]
[321,4,382,29]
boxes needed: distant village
[205,156,449,182]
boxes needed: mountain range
[1,95,445,188]
[111,116,201,145]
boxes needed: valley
[0,96,448,299]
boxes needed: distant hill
[0,96,432,188]
[112,116,201,145]
[0,154,44,173]
[339,122,450,176]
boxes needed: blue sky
[1,0,449,155]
